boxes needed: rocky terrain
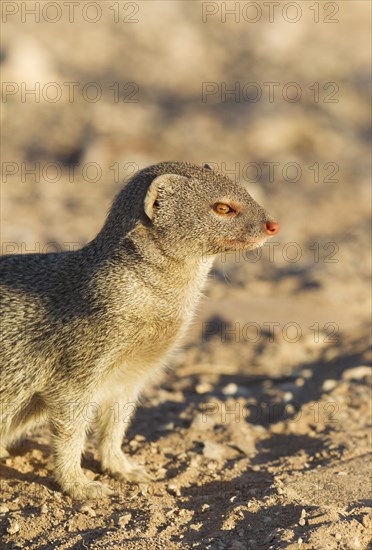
[1,1,371,548]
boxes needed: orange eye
[213,203,235,215]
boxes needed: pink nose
[264,221,280,235]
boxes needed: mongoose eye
[213,203,236,216]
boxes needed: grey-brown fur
[0,161,278,499]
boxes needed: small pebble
[222,383,238,396]
[167,483,181,496]
[202,440,226,461]
[156,467,167,479]
[7,520,20,534]
[299,518,306,526]
[300,369,312,379]
[324,348,339,361]
[67,520,74,532]
[78,504,96,517]
[335,533,342,540]
[342,366,371,380]
[40,504,48,515]
[195,383,213,394]
[162,422,174,431]
[285,404,296,415]
[322,379,337,392]
[0,504,9,513]
[118,513,132,527]
[30,449,43,460]
[251,424,267,436]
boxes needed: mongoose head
[104,161,279,257]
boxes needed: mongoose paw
[120,465,153,484]
[109,465,153,484]
[61,478,114,500]
[103,456,153,484]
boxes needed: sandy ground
[1,1,371,548]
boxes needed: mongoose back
[0,161,280,499]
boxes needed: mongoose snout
[0,161,279,499]
[264,221,280,235]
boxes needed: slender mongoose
[0,161,280,499]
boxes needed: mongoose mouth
[219,237,269,251]
[219,222,280,251]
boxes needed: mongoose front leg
[96,393,152,484]
[49,402,113,499]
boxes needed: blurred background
[1,2,371,547]
[1,0,370,353]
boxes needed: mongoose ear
[144,174,186,220]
